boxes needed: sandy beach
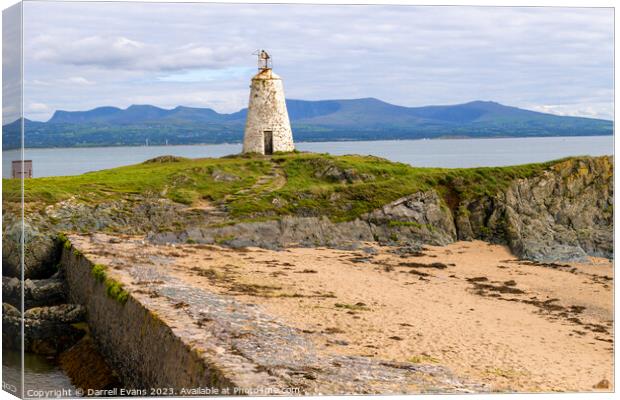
[73,236,613,393]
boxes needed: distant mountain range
[2,99,613,150]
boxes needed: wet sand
[74,236,614,392]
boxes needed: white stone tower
[243,50,294,154]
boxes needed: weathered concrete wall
[243,69,294,154]
[61,248,243,392]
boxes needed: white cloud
[3,3,22,124]
[529,103,614,120]
[31,34,250,72]
[3,105,19,122]
[64,76,96,86]
[33,35,146,68]
[125,88,248,113]
[27,102,50,113]
[157,67,254,83]
[19,3,614,121]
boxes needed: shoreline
[1,134,614,153]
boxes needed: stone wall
[61,248,240,391]
[243,69,294,154]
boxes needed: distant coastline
[0,133,613,152]
[2,99,613,151]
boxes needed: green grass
[57,233,72,249]
[3,152,581,225]
[105,279,129,305]
[90,263,129,305]
[2,155,271,206]
[387,220,426,229]
[91,264,107,283]
[214,234,236,244]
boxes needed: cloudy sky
[6,2,615,122]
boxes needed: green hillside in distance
[3,99,612,150]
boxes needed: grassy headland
[3,152,569,223]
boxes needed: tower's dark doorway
[264,131,273,155]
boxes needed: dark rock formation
[148,192,455,249]
[311,157,376,184]
[25,303,86,323]
[3,275,67,308]
[455,156,613,261]
[149,216,375,249]
[2,220,60,279]
[367,191,456,245]
[316,165,374,184]
[3,196,195,279]
[2,303,86,355]
[503,157,613,261]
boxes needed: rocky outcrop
[154,157,613,262]
[149,216,375,249]
[2,303,86,355]
[44,197,194,234]
[150,155,614,263]
[503,157,613,261]
[2,219,60,279]
[2,219,86,356]
[3,196,197,279]
[3,275,67,308]
[314,162,375,184]
[455,156,613,261]
[149,191,457,249]
[367,191,456,245]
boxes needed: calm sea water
[2,350,75,396]
[2,136,614,178]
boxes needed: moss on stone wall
[104,280,129,305]
[89,263,129,305]
[91,264,107,283]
